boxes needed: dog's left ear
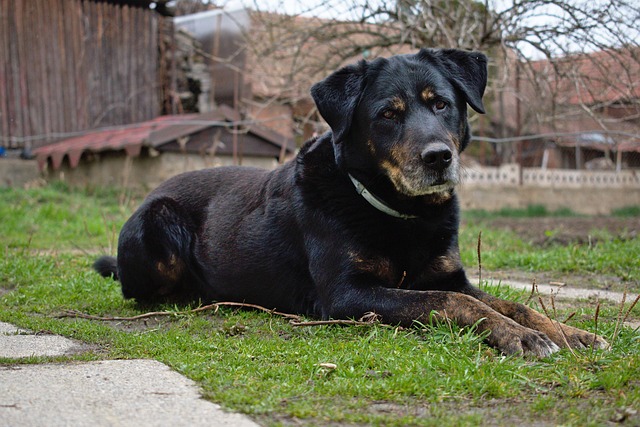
[311,60,367,144]
[418,49,487,114]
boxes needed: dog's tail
[93,256,119,281]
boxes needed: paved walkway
[489,278,636,305]
[0,322,259,427]
[1,281,637,426]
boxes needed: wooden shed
[0,0,170,150]
[33,105,294,189]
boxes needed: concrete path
[496,279,637,305]
[0,322,88,359]
[475,278,640,329]
[0,322,260,427]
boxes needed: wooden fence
[0,0,163,149]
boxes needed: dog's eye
[434,100,447,111]
[382,110,397,120]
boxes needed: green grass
[0,182,141,250]
[1,185,639,426]
[458,222,640,290]
[612,205,640,217]
[459,224,640,284]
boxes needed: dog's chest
[346,225,457,289]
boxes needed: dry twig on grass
[290,319,373,327]
[291,312,381,327]
[535,291,578,358]
[57,302,303,322]
[58,303,384,329]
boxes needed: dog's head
[311,49,487,199]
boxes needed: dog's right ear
[311,60,367,145]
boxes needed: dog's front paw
[488,323,560,357]
[553,323,610,350]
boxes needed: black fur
[94,49,607,356]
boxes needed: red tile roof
[531,48,640,106]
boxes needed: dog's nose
[421,143,453,171]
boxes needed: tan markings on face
[389,144,410,166]
[381,158,425,197]
[380,159,406,191]
[380,145,411,191]
[156,254,184,281]
[421,87,435,102]
[348,251,396,283]
[391,97,406,112]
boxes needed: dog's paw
[489,324,560,358]
[554,323,610,350]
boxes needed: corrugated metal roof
[33,107,293,170]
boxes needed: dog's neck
[348,173,419,220]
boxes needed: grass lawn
[1,183,639,426]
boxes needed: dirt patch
[263,396,639,426]
[472,217,638,246]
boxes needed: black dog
[95,49,607,356]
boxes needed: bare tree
[244,1,634,74]
[242,0,639,156]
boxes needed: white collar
[348,173,419,220]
